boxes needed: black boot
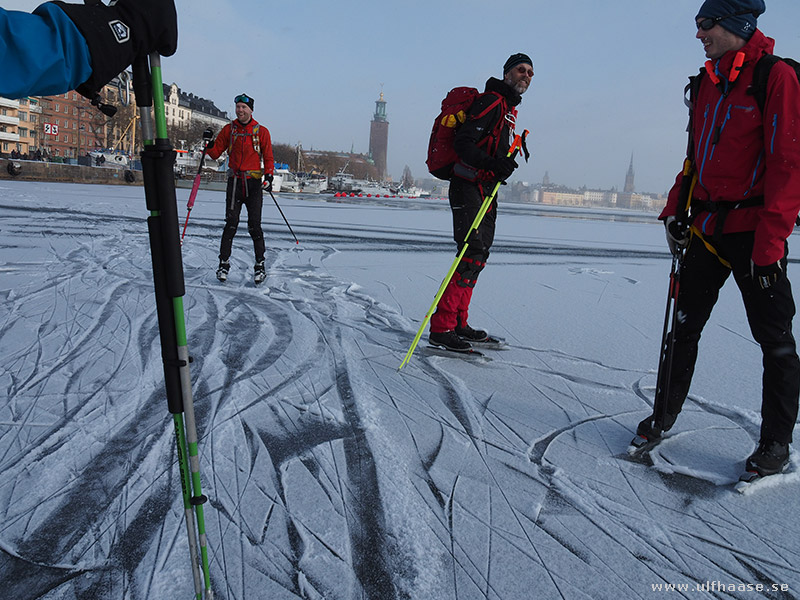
[52,0,178,98]
[745,439,789,476]
[429,330,472,352]
[254,260,266,285]
[455,322,489,342]
[216,260,230,282]
[636,411,677,442]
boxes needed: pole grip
[509,129,528,157]
[147,217,185,414]
[141,140,185,299]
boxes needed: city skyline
[5,0,800,192]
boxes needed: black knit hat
[696,0,765,40]
[234,93,255,111]
[503,53,533,75]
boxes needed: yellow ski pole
[399,130,528,370]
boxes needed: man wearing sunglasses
[638,0,800,479]
[206,94,274,284]
[428,53,532,352]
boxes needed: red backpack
[426,87,507,180]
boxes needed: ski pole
[399,130,529,370]
[133,54,213,599]
[267,188,300,244]
[651,160,696,433]
[181,128,214,242]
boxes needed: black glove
[751,260,784,289]
[52,0,178,99]
[263,173,274,192]
[488,157,518,180]
[202,128,214,142]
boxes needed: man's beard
[504,77,529,95]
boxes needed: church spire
[623,154,635,193]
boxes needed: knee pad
[456,256,486,288]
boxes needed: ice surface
[1,181,798,599]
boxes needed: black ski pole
[267,188,299,244]
[133,54,213,599]
[651,160,695,435]
[652,251,682,431]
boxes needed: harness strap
[227,121,263,162]
[689,225,732,269]
[690,196,764,242]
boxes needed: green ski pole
[399,130,529,370]
[133,53,213,599]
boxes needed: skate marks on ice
[0,212,201,598]
[2,190,800,598]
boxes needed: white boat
[274,167,301,193]
[329,167,358,192]
[301,175,327,193]
[353,180,393,196]
[395,185,426,198]
[173,147,222,177]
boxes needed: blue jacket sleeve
[0,4,92,98]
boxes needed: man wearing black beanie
[206,94,275,284]
[429,53,533,352]
[637,0,800,481]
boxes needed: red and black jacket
[206,117,274,177]
[453,77,521,181]
[662,30,800,266]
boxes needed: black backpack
[749,54,800,112]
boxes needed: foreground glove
[52,0,178,99]
[664,216,689,256]
[751,260,784,289]
[488,157,518,180]
[263,173,274,192]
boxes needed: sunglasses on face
[695,9,755,31]
[515,65,534,77]
[234,94,252,105]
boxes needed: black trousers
[665,232,800,443]
[219,175,265,263]
[449,176,496,278]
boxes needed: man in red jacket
[206,93,274,284]
[638,0,800,478]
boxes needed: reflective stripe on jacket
[661,29,800,265]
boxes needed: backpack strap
[684,68,705,163]
[472,91,504,120]
[252,123,261,158]
[227,120,263,160]
[472,91,508,157]
[750,54,781,114]
[227,120,237,156]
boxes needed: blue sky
[9,0,800,192]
